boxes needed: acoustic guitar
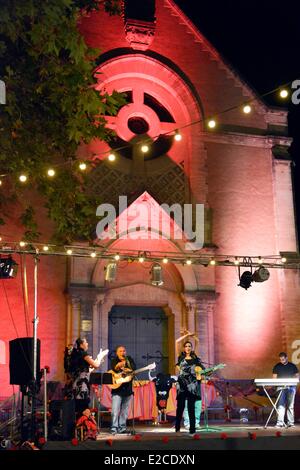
[108,362,156,390]
[195,363,226,381]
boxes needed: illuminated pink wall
[0,0,299,398]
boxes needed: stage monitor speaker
[49,399,75,440]
[9,337,41,385]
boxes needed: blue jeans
[183,399,202,428]
[111,394,132,432]
[277,387,296,426]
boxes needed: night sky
[174,0,300,243]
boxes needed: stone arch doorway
[108,305,169,378]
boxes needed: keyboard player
[272,352,299,428]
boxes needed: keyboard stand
[262,386,286,429]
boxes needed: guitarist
[110,345,136,435]
[175,340,205,435]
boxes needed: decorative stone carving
[125,19,156,51]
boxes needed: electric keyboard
[254,378,299,387]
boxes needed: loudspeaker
[9,337,40,385]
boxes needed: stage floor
[44,422,300,450]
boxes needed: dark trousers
[175,393,196,433]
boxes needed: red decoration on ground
[162,436,169,443]
[38,437,46,445]
[220,433,228,440]
[275,431,282,438]
[133,434,142,441]
[71,438,79,446]
[193,434,200,440]
[248,432,257,440]
[106,438,113,447]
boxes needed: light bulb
[19,175,27,183]
[208,119,216,129]
[243,105,252,114]
[79,162,87,171]
[47,169,55,177]
[108,153,116,162]
[141,145,149,153]
[66,249,73,255]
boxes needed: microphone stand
[130,373,137,435]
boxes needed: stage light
[243,105,252,114]
[108,153,116,162]
[0,257,18,279]
[210,259,216,266]
[252,266,270,283]
[114,254,120,261]
[66,249,73,255]
[238,271,253,290]
[141,144,149,153]
[19,241,26,247]
[163,257,168,264]
[47,169,55,177]
[19,175,27,183]
[105,262,117,282]
[279,89,289,99]
[43,245,49,251]
[174,131,182,141]
[234,257,240,266]
[79,162,87,171]
[0,180,2,186]
[208,119,216,129]
[257,257,263,265]
[186,259,192,265]
[281,257,287,263]
[90,251,96,258]
[151,263,164,286]
[138,255,145,263]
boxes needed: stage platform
[44,422,300,450]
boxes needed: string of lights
[0,240,298,270]
[0,81,292,186]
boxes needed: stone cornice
[201,131,292,149]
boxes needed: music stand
[90,373,113,431]
[198,373,223,433]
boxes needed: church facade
[0,0,299,396]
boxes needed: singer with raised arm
[69,338,107,415]
[110,345,136,435]
[272,352,299,428]
[175,331,205,435]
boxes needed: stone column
[185,291,218,366]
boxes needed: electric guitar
[195,363,226,381]
[108,362,156,390]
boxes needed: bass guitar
[108,362,156,390]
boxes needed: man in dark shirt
[110,345,136,434]
[272,352,299,428]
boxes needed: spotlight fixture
[208,119,216,129]
[150,263,164,286]
[105,262,117,282]
[234,257,240,266]
[114,254,120,261]
[90,251,96,258]
[257,257,263,265]
[19,241,26,247]
[0,180,2,186]
[19,175,27,183]
[238,270,253,290]
[163,257,168,264]
[252,266,270,283]
[186,259,192,265]
[43,245,49,251]
[210,259,216,266]
[66,249,73,255]
[138,254,145,263]
[0,257,18,279]
[281,257,287,263]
